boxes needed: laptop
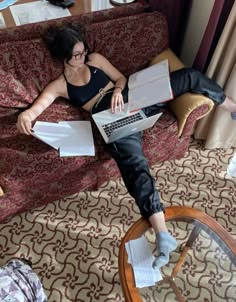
[92,104,162,143]
[92,60,172,143]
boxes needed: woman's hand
[16,110,34,135]
[111,87,124,113]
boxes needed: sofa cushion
[0,39,63,108]
[149,49,214,137]
[91,12,169,76]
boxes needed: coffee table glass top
[139,220,236,302]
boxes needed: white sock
[153,231,177,269]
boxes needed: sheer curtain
[194,1,236,149]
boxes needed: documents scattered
[128,59,173,112]
[10,0,71,26]
[125,235,162,288]
[32,121,95,157]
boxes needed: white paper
[10,0,71,26]
[32,121,95,157]
[0,13,6,28]
[128,59,173,112]
[129,60,169,89]
[125,235,162,288]
[59,121,95,156]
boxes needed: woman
[17,26,236,269]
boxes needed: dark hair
[43,25,89,63]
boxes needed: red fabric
[0,3,209,223]
[0,39,62,108]
[147,0,193,56]
[92,12,169,76]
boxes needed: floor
[0,139,235,301]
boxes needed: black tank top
[64,65,111,108]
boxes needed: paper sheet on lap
[128,59,173,112]
[92,59,171,143]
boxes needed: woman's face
[68,41,87,67]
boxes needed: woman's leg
[170,67,236,118]
[220,97,236,119]
[107,133,177,268]
[150,212,178,268]
[170,67,225,104]
[92,90,177,268]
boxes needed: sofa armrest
[150,48,214,137]
[168,93,214,137]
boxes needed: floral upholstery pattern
[0,3,210,222]
[0,39,62,108]
[91,12,169,76]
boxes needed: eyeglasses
[72,50,87,60]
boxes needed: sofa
[0,2,213,222]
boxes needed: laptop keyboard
[102,112,143,138]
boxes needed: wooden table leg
[171,222,202,279]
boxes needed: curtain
[193,0,234,73]
[194,1,236,149]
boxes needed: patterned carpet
[0,139,235,302]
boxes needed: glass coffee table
[118,206,236,302]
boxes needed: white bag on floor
[0,259,48,302]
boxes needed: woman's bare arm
[17,77,67,135]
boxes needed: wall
[180,0,215,66]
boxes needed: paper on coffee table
[125,235,162,288]
[10,0,71,26]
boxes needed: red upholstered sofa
[0,3,213,222]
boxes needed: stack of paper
[128,59,173,112]
[10,1,71,26]
[125,235,162,288]
[32,121,95,157]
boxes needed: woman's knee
[108,132,143,157]
[183,67,202,79]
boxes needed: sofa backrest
[91,12,169,76]
[0,2,146,44]
[0,8,169,109]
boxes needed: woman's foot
[152,231,178,269]
[219,96,236,120]
[231,112,236,120]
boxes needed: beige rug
[0,139,235,301]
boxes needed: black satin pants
[91,67,226,218]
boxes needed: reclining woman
[16,25,236,269]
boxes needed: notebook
[92,59,173,143]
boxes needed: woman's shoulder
[44,74,67,97]
[88,52,109,65]
[47,74,65,88]
[88,52,103,60]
